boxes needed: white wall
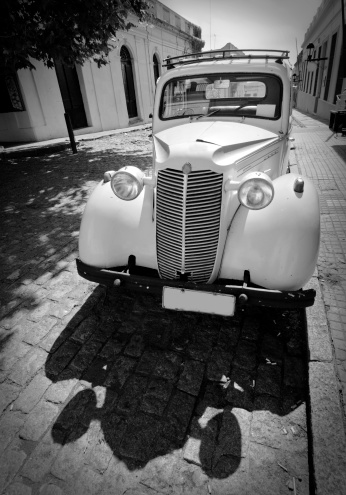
[296,0,343,120]
[0,11,197,143]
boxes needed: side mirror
[149,113,153,119]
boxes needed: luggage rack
[162,49,290,67]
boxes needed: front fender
[79,181,157,269]
[219,174,320,290]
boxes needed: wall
[0,2,202,143]
[295,0,345,120]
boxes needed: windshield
[160,73,282,121]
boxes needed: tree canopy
[0,0,150,71]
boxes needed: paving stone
[0,381,21,414]
[255,363,282,398]
[22,316,57,345]
[9,347,48,386]
[67,465,104,495]
[27,300,52,323]
[19,398,59,441]
[116,374,148,415]
[21,431,62,482]
[52,387,96,437]
[216,324,241,351]
[70,315,99,343]
[283,356,306,389]
[50,433,89,481]
[0,439,27,494]
[124,333,145,357]
[139,452,179,494]
[136,349,161,375]
[83,421,113,474]
[68,337,103,375]
[207,349,233,382]
[177,360,205,396]
[100,457,143,495]
[45,341,81,378]
[104,355,137,391]
[183,407,221,470]
[101,412,127,453]
[251,404,308,453]
[241,316,261,341]
[44,378,78,404]
[13,374,51,413]
[309,361,346,494]
[5,482,32,495]
[247,442,309,495]
[0,410,27,455]
[233,340,258,371]
[226,367,254,410]
[260,332,284,364]
[140,378,173,416]
[214,407,251,460]
[162,390,196,442]
[39,484,63,495]
[120,413,161,461]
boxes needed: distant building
[0,0,203,144]
[294,0,345,120]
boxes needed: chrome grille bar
[156,168,223,283]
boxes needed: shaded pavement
[0,115,344,494]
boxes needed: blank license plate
[162,287,235,316]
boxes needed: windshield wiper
[194,109,220,120]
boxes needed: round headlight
[238,173,274,210]
[111,166,144,201]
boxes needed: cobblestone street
[0,125,327,494]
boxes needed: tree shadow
[0,129,152,334]
[45,285,308,479]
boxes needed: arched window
[120,46,138,118]
[153,54,160,84]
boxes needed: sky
[159,0,323,66]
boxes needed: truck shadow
[45,286,307,479]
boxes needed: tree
[0,0,150,71]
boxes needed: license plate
[162,287,236,316]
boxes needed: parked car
[76,49,320,317]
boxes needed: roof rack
[162,49,290,67]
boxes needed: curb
[305,274,346,494]
[0,123,152,158]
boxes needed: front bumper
[76,259,316,309]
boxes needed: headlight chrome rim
[238,173,274,210]
[110,166,144,201]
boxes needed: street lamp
[306,43,328,63]
[292,73,302,84]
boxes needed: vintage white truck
[76,49,320,316]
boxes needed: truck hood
[154,121,279,164]
[155,121,278,147]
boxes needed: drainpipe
[341,0,346,80]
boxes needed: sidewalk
[0,122,152,158]
[292,108,346,492]
[1,111,346,493]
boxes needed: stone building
[0,0,203,144]
[294,0,345,120]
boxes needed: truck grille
[156,168,223,283]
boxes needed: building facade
[0,1,203,144]
[294,0,345,120]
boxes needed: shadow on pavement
[0,129,152,324]
[45,285,308,479]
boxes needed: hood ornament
[182,162,192,175]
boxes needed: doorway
[120,46,138,118]
[55,61,88,129]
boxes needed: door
[121,46,138,118]
[55,60,88,129]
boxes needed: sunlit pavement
[0,115,344,494]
